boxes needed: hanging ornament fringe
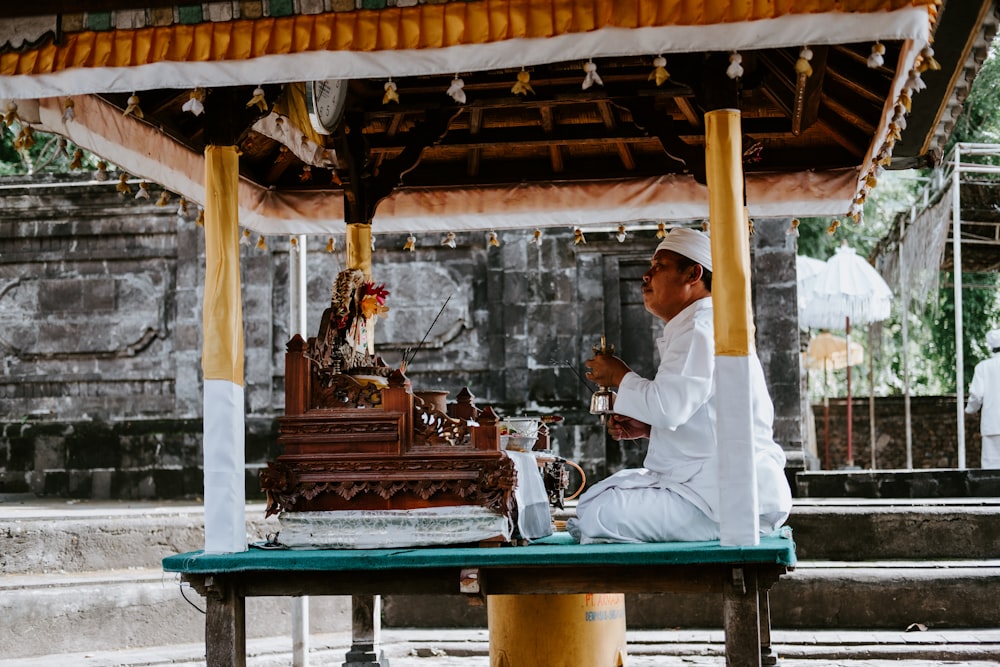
[156,191,171,207]
[135,181,150,200]
[786,219,800,237]
[14,125,34,150]
[54,136,69,158]
[907,70,926,93]
[899,90,912,113]
[573,228,587,245]
[69,149,83,170]
[487,231,500,248]
[95,161,109,181]
[447,76,467,104]
[240,229,253,246]
[867,42,886,68]
[383,79,399,105]
[62,98,75,122]
[649,56,670,86]
[795,47,813,78]
[195,209,205,227]
[511,69,534,96]
[247,86,268,112]
[701,221,710,233]
[3,101,19,128]
[116,173,131,195]
[123,93,143,119]
[371,235,376,251]
[441,231,457,248]
[826,219,840,235]
[403,234,416,252]
[726,52,744,79]
[529,229,542,246]
[290,237,298,249]
[256,235,267,251]
[582,60,603,90]
[183,88,206,116]
[656,222,668,239]
[615,224,627,243]
[177,197,189,217]
[299,165,313,183]
[748,218,756,235]
[917,46,940,73]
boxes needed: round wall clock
[306,79,348,135]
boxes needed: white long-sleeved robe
[966,352,1000,468]
[570,298,792,543]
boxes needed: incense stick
[402,295,452,371]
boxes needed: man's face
[641,250,700,322]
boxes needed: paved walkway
[4,628,999,667]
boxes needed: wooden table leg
[758,588,779,666]
[723,566,761,667]
[343,594,388,667]
[204,576,246,667]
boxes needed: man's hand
[585,353,631,388]
[607,414,651,441]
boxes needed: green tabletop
[163,528,795,574]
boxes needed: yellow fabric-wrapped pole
[705,109,759,546]
[201,144,247,553]
[347,222,372,279]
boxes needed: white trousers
[983,434,1000,469]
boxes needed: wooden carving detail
[309,372,383,409]
[412,398,472,447]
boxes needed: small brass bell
[589,335,616,423]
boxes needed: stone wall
[0,175,804,499]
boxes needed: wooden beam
[597,100,636,171]
[674,97,703,129]
[467,107,483,177]
[538,105,564,173]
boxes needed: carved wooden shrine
[259,334,517,537]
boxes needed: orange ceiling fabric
[1,0,940,76]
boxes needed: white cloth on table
[568,298,792,544]
[505,450,553,541]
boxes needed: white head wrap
[654,227,713,272]
[987,329,1000,350]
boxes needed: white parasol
[801,243,893,467]
[797,255,828,328]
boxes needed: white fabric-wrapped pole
[705,109,759,546]
[202,145,247,554]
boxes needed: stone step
[0,568,350,660]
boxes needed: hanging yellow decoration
[69,149,83,170]
[615,224,627,243]
[116,173,131,195]
[795,47,813,78]
[176,197,189,217]
[487,231,500,248]
[383,80,399,105]
[3,101,19,128]
[300,165,313,183]
[867,42,886,68]
[899,90,912,113]
[246,86,268,112]
[256,235,267,250]
[156,191,171,207]
[290,237,298,248]
[572,228,587,245]
[95,161,109,181]
[649,56,670,86]
[123,94,143,119]
[195,209,205,227]
[403,235,416,252]
[240,229,253,246]
[511,69,534,96]
[826,219,840,235]
[656,222,668,239]
[325,237,336,253]
[529,229,542,245]
[917,46,940,73]
[62,98,75,121]
[865,172,878,189]
[14,126,35,150]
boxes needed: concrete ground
[3,628,999,667]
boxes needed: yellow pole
[704,109,759,546]
[347,222,372,279]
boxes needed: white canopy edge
[0,8,931,99]
[27,95,860,234]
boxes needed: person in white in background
[965,328,1000,469]
[566,228,792,544]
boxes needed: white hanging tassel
[726,52,744,79]
[572,228,587,245]
[795,47,813,78]
[582,60,603,90]
[529,229,542,246]
[403,234,416,252]
[867,42,885,68]
[62,98,75,122]
[615,224,628,243]
[447,76,467,104]
[183,88,206,116]
[441,231,457,248]
[907,70,926,93]
[786,219,800,237]
[135,181,150,200]
[240,229,253,246]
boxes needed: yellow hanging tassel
[156,191,171,207]
[529,229,542,245]
[865,172,878,189]
[123,94,143,119]
[246,86,268,112]
[195,209,205,226]
[403,235,416,252]
[487,231,500,248]
[300,165,313,183]
[14,126,35,150]
[382,80,399,105]
[511,69,534,96]
[69,149,83,170]
[899,91,912,113]
[3,102,19,128]
[826,219,840,235]
[649,56,670,86]
[572,228,587,245]
[795,47,813,78]
[256,235,267,250]
[116,173,132,195]
[325,237,336,253]
[917,46,940,73]
[290,237,298,248]
[176,197,189,217]
[656,222,668,239]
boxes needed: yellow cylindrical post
[347,222,372,279]
[488,594,627,667]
